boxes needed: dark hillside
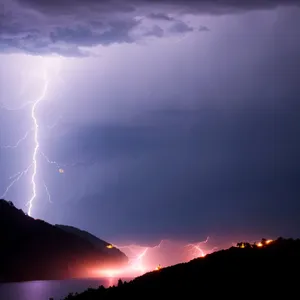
[0,199,127,282]
[65,237,300,299]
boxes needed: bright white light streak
[0,56,68,217]
[1,164,32,199]
[27,71,49,216]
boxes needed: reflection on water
[0,278,131,300]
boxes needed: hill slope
[0,199,127,282]
[65,237,300,298]
[56,225,126,263]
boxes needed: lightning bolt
[104,238,215,277]
[43,180,53,204]
[0,57,65,217]
[27,70,49,216]
[131,248,148,272]
[1,130,32,149]
[115,240,166,273]
[185,237,218,258]
[115,244,149,272]
[91,238,221,281]
[1,165,32,199]
[40,151,62,169]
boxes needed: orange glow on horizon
[100,269,122,278]
[89,237,275,280]
[91,238,217,278]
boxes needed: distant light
[106,244,114,249]
[58,168,64,174]
[155,264,162,271]
[257,242,263,247]
[266,239,273,244]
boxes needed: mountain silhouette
[56,225,126,264]
[0,199,127,282]
[64,237,300,299]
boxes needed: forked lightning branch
[0,58,65,217]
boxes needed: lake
[0,278,132,300]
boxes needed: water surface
[0,278,131,300]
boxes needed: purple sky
[1,0,300,245]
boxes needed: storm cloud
[0,0,299,56]
[1,0,300,243]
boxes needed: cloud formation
[0,0,299,56]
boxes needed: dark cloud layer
[16,0,300,13]
[1,0,300,242]
[0,0,299,56]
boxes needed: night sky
[0,0,300,246]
